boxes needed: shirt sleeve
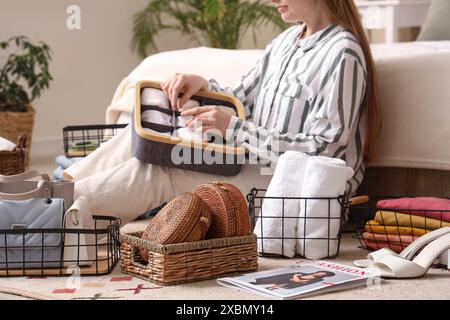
[225,53,367,163]
[207,40,275,121]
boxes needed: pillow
[417,0,450,41]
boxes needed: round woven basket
[0,105,35,169]
[193,182,250,239]
[140,192,211,262]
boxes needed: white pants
[65,126,272,225]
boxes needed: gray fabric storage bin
[132,80,246,176]
[0,198,65,269]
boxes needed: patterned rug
[1,234,448,300]
[0,266,164,300]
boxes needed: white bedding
[369,41,450,170]
[107,41,450,171]
[371,41,450,59]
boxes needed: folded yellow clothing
[365,220,429,236]
[375,210,450,230]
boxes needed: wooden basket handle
[348,195,370,206]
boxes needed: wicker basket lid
[193,182,250,239]
[141,192,211,245]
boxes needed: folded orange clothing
[365,220,429,236]
[363,232,419,244]
[374,211,450,229]
[363,239,408,254]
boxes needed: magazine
[217,261,380,299]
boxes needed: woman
[250,271,336,290]
[65,0,380,224]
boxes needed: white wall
[0,0,279,161]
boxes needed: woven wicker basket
[0,106,34,168]
[120,233,258,285]
[0,135,27,175]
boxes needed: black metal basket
[63,124,127,158]
[0,215,121,277]
[247,188,346,259]
[347,196,450,254]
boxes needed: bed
[360,41,450,197]
[106,41,450,197]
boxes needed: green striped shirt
[208,23,367,196]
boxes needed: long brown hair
[324,0,381,161]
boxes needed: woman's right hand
[161,73,209,111]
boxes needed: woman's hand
[181,105,235,137]
[161,73,209,110]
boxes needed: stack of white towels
[255,151,354,260]
[141,88,206,142]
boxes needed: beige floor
[1,159,449,300]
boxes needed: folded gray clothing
[141,88,170,109]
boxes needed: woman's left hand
[181,105,235,137]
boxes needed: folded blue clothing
[55,155,83,169]
[53,166,64,181]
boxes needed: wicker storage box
[120,233,258,285]
[0,135,26,175]
[132,80,246,176]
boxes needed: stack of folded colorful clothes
[53,155,83,180]
[363,197,450,253]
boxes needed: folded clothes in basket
[364,238,410,253]
[365,220,430,236]
[140,88,209,142]
[377,197,450,222]
[374,210,450,230]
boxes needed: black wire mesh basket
[63,124,127,158]
[0,215,121,277]
[347,195,450,255]
[247,188,347,259]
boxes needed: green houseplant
[132,0,288,57]
[0,36,53,167]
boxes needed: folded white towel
[141,88,170,109]
[0,136,16,152]
[255,151,308,258]
[296,156,353,259]
[141,110,172,126]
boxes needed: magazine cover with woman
[217,261,380,299]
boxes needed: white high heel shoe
[354,227,450,268]
[370,233,450,278]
